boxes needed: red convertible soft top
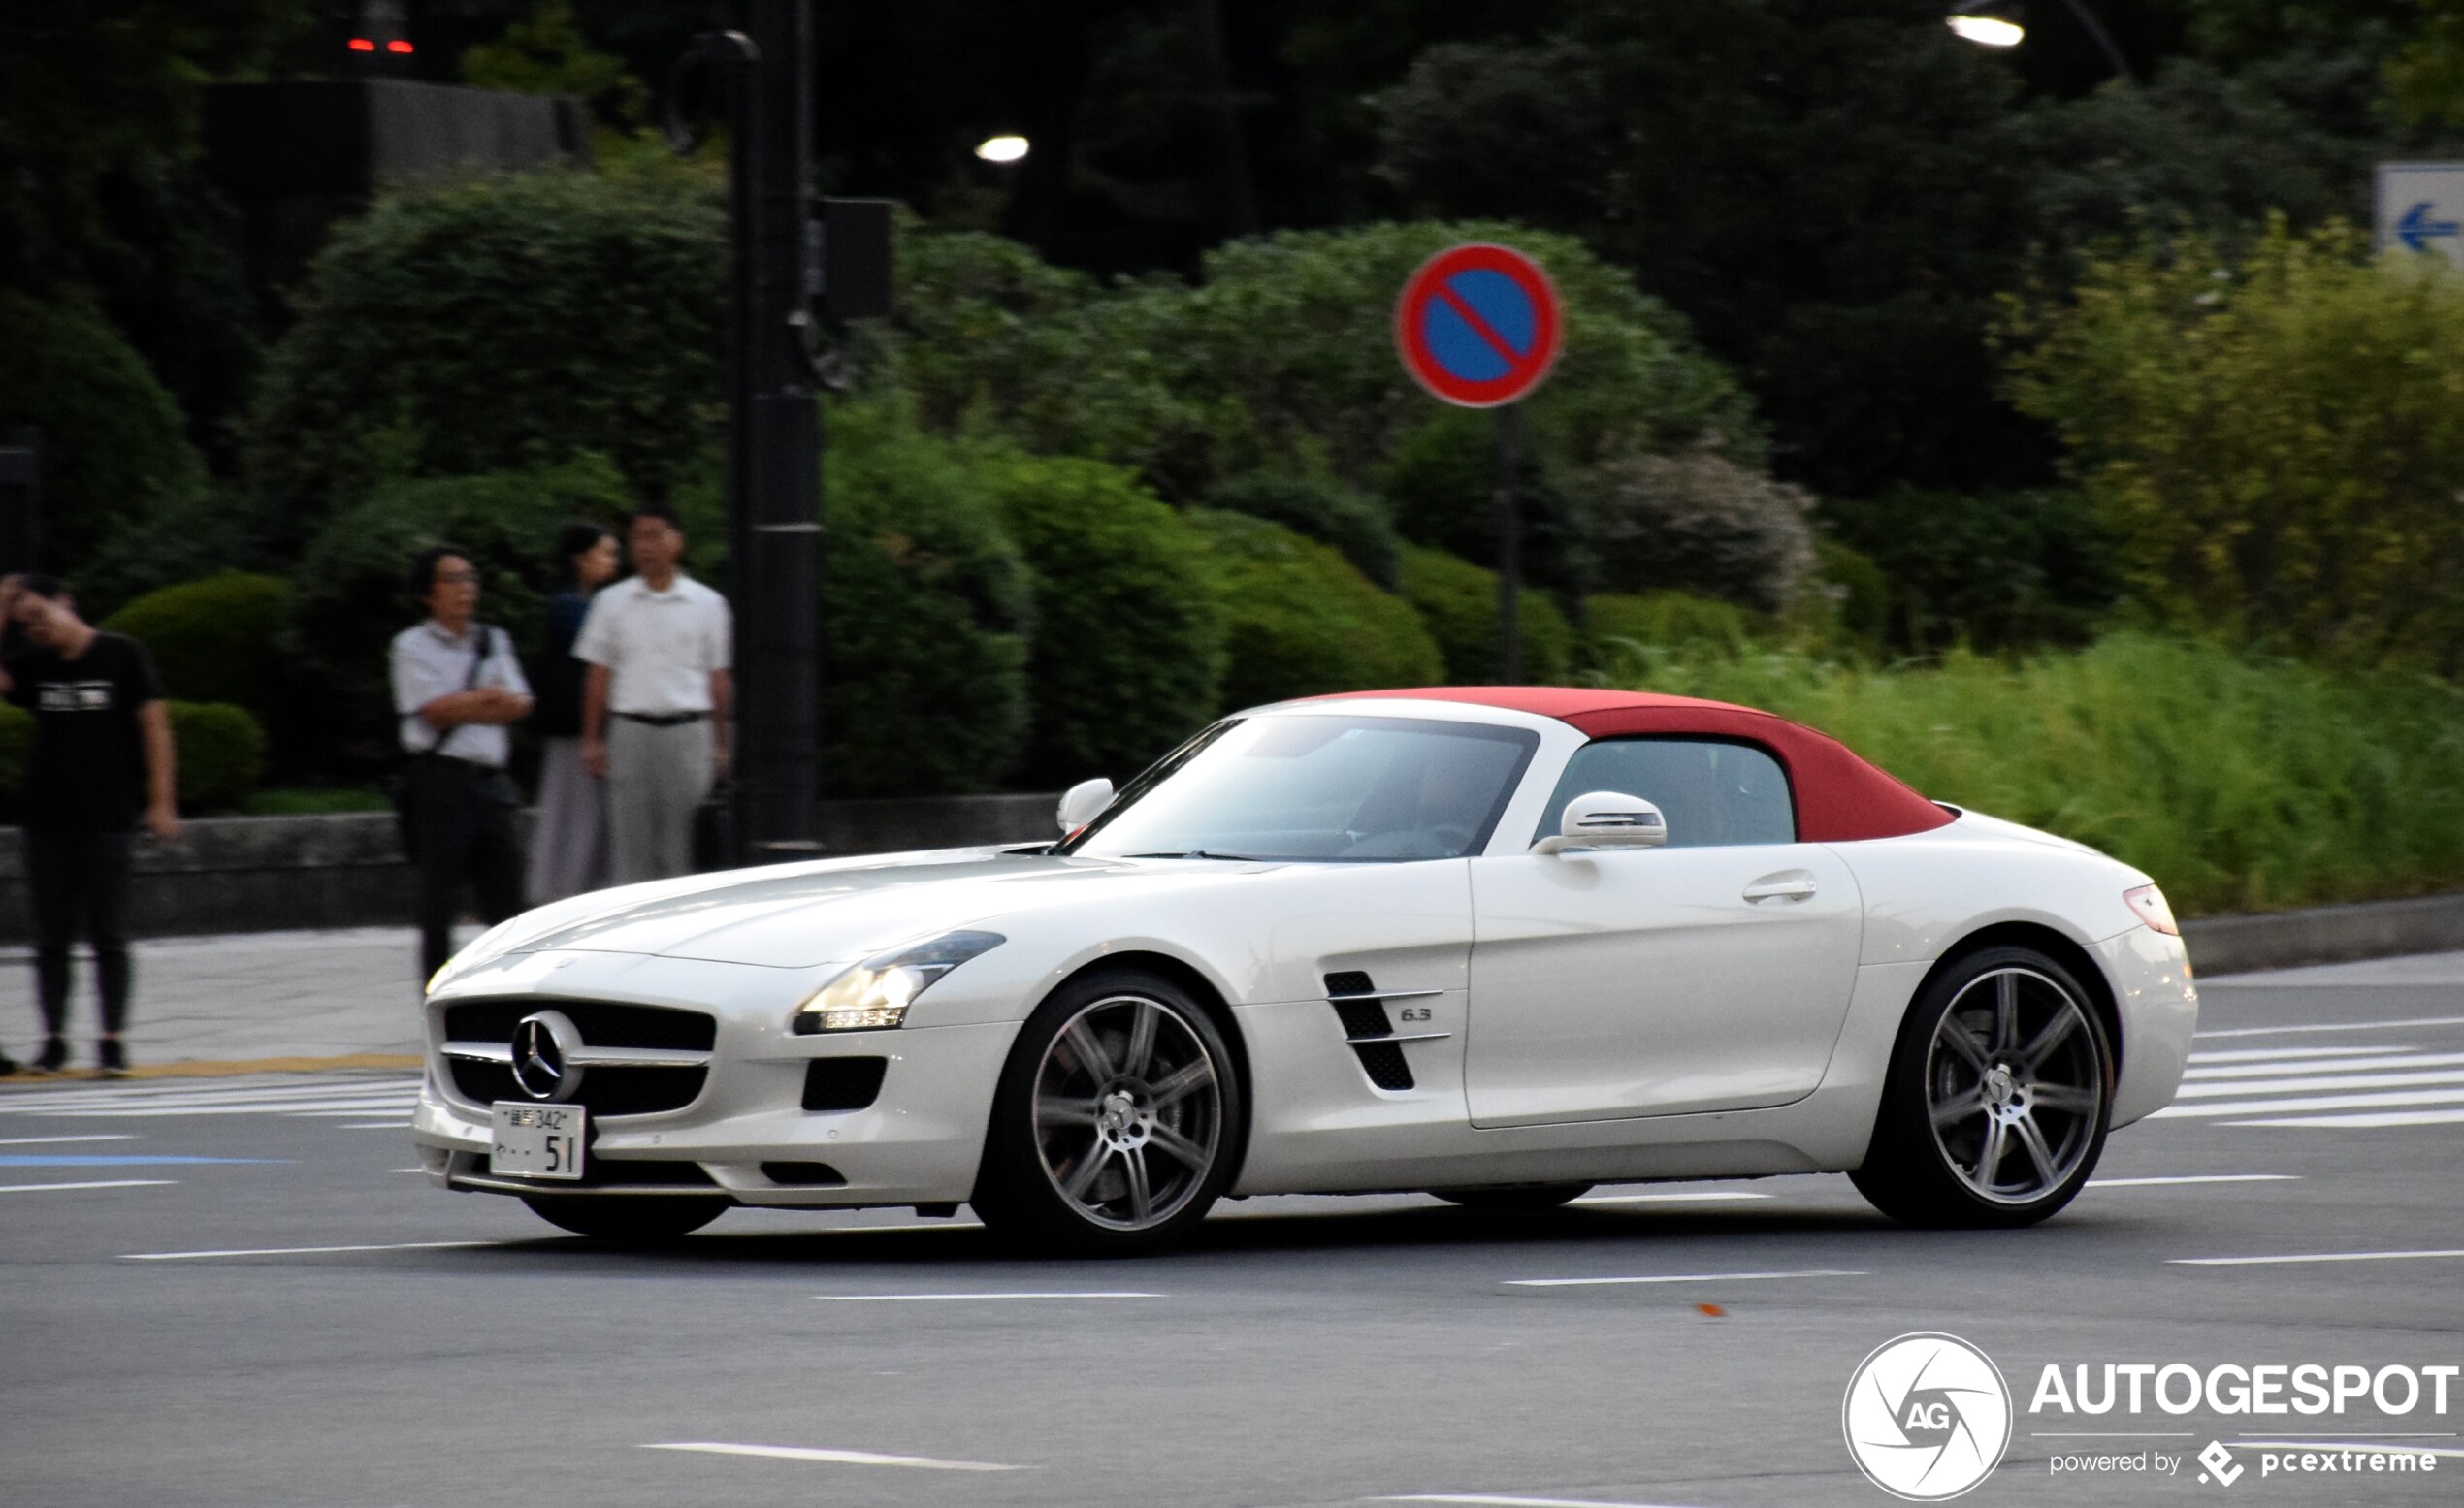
[1326,686,1955,843]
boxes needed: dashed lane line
[1378,1495,1721,1508]
[641,1442,1021,1471]
[121,1239,506,1261]
[0,1134,134,1145]
[1505,1268,1865,1288]
[2087,1174,2300,1187]
[0,1179,174,1193]
[2171,1248,2464,1267]
[820,1291,1161,1301]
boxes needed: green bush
[0,291,208,572]
[1378,409,1584,594]
[246,167,724,554]
[1819,486,2118,652]
[170,701,266,811]
[1189,510,1443,709]
[821,404,1033,795]
[99,572,292,716]
[978,450,1225,785]
[2005,220,2464,671]
[1586,591,1760,671]
[1571,442,1819,613]
[289,455,639,772]
[1616,633,2464,917]
[1208,468,1402,589]
[1397,545,1575,685]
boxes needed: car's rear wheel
[1851,945,2113,1229]
[972,969,1245,1256]
[1433,1183,1593,1211]
[521,1195,729,1241]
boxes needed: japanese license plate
[491,1102,585,1179]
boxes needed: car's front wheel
[972,969,1245,1255]
[1851,946,2113,1229]
[521,1195,729,1242]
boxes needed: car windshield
[1062,714,1540,863]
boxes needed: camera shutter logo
[1843,1332,2013,1500]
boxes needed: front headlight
[791,931,1005,1034]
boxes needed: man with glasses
[390,546,533,982]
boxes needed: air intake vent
[1350,1041,1414,1091]
[1324,970,1376,998]
[802,1057,889,1112]
[1331,998,1392,1039]
[761,1161,847,1187]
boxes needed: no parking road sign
[1394,243,1564,408]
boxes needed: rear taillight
[2124,884,2179,936]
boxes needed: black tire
[1434,1183,1594,1211]
[1851,945,2114,1229]
[521,1195,729,1241]
[972,968,1246,1256]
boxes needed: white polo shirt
[572,572,732,715]
[390,620,532,766]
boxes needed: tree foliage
[2006,221,2464,671]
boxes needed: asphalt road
[6,971,2461,1508]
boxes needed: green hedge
[1190,510,1443,710]
[0,700,263,814]
[1398,545,1575,685]
[980,451,1225,785]
[99,573,292,717]
[821,405,1033,795]
[1207,469,1402,589]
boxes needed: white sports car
[413,688,2197,1252]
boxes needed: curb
[2187,891,2464,977]
[0,1052,420,1088]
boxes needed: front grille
[442,998,716,1051]
[802,1057,888,1112]
[439,997,714,1118]
[1351,1041,1414,1091]
[761,1161,847,1186]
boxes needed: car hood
[475,846,1266,971]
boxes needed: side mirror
[1055,777,1115,834]
[1532,790,1668,855]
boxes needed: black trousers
[25,828,135,1038]
[411,756,526,980]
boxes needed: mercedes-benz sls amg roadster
[412,687,2197,1252]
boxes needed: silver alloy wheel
[1924,966,2104,1205]
[1032,993,1223,1231]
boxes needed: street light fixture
[1946,1,2132,81]
[975,135,1029,164]
[1947,13,2024,47]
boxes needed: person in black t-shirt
[0,574,180,1077]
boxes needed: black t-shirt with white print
[4,631,167,832]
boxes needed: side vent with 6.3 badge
[1322,972,1448,1092]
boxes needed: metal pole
[1495,402,1523,684]
[2054,0,2135,84]
[730,0,821,865]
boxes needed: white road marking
[335,1121,411,1129]
[2174,1068,2464,1097]
[641,1442,1021,1471]
[0,1134,135,1145]
[0,1178,174,1194]
[2225,1107,2464,1129]
[2150,1087,2464,1118]
[46,1098,419,1118]
[1505,1268,1865,1288]
[1378,1495,1719,1507]
[2195,1015,2464,1039]
[2233,1440,2464,1459]
[121,1239,505,1261]
[0,1079,416,1109]
[821,1291,1160,1301]
[1570,1191,1772,1205]
[2087,1174,2300,1187]
[2172,1248,2464,1267]
[2183,1051,2464,1078]
[2188,1045,2412,1063]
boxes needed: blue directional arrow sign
[2397,200,2460,254]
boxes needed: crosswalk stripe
[2222,1107,2464,1129]
[2188,1045,2415,1064]
[46,1098,420,1118]
[2174,1069,2464,1098]
[2182,1052,2464,1081]
[2152,1087,2464,1119]
[0,1078,418,1111]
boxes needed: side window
[1532,738,1797,849]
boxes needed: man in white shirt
[389,545,533,980]
[575,504,733,885]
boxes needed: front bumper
[2099,925,2199,1128]
[412,950,1018,1207]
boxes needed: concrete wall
[0,793,1061,943]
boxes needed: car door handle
[1743,876,1818,902]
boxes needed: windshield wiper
[1122,850,1265,861]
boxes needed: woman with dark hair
[526,523,620,902]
